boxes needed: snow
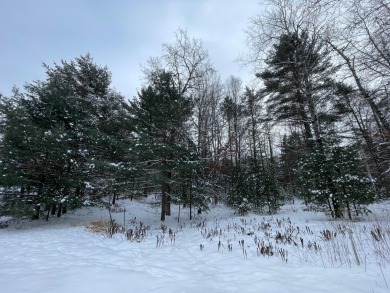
[0,198,389,293]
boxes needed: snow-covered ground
[0,197,389,293]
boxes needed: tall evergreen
[258,29,337,142]
[127,71,198,221]
[258,29,375,217]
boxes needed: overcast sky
[0,0,261,99]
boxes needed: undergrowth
[84,203,390,271]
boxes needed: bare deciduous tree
[144,28,214,97]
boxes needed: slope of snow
[0,198,389,293]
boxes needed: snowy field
[1,197,389,293]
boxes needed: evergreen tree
[127,70,198,221]
[260,152,283,214]
[226,156,283,215]
[174,159,209,220]
[279,131,307,200]
[0,55,126,219]
[226,164,253,215]
[296,135,375,219]
[258,29,363,217]
[258,29,338,142]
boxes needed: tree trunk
[343,93,389,190]
[160,183,167,221]
[328,41,390,132]
[307,98,321,143]
[332,198,343,218]
[353,202,359,217]
[165,171,172,216]
[51,203,56,215]
[342,181,352,220]
[189,184,192,220]
[346,200,352,220]
[297,94,313,141]
[57,204,62,217]
[327,198,334,218]
[178,204,180,223]
[32,204,40,220]
[165,195,171,216]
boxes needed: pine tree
[0,55,126,219]
[127,70,198,221]
[258,29,337,143]
[296,135,375,219]
[174,158,209,220]
[258,29,363,217]
[279,131,307,200]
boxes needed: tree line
[1,0,389,221]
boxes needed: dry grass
[85,220,112,233]
[191,213,390,270]
[79,201,389,274]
